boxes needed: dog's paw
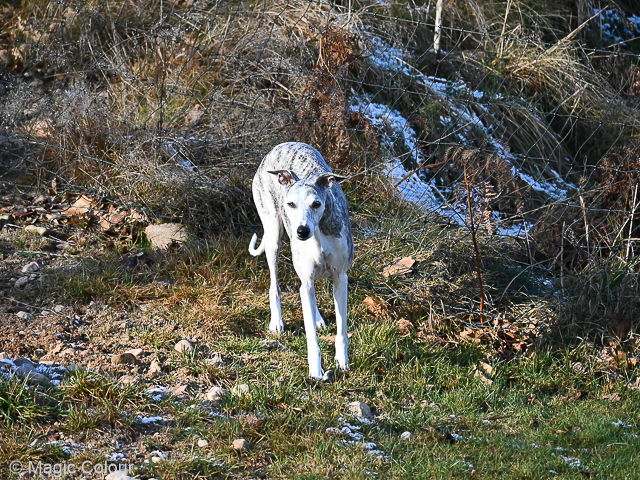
[269,320,285,334]
[335,357,350,372]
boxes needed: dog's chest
[299,230,349,279]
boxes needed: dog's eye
[287,202,296,208]
[311,201,322,209]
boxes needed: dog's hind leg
[333,272,349,371]
[263,221,285,334]
[314,305,326,329]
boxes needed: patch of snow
[612,420,632,428]
[136,415,169,424]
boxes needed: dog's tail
[248,233,265,256]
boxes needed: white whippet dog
[249,142,354,379]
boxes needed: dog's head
[268,170,348,241]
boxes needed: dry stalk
[626,184,638,261]
[464,165,485,322]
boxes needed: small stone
[174,339,193,353]
[231,383,250,396]
[105,471,138,480]
[15,276,30,288]
[15,363,36,377]
[148,360,162,376]
[145,223,189,249]
[151,456,163,463]
[205,352,225,367]
[259,339,286,350]
[400,431,414,441]
[112,353,137,365]
[243,412,261,427]
[232,438,250,451]
[205,386,228,402]
[197,439,209,448]
[54,305,65,313]
[22,261,41,273]
[24,225,48,236]
[13,357,36,368]
[126,348,144,359]
[345,401,372,418]
[16,311,34,321]
[23,371,52,387]
[119,375,140,385]
[322,369,335,383]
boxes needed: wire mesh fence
[1,0,639,343]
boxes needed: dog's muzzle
[297,225,311,240]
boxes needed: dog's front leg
[300,279,323,379]
[264,233,285,334]
[333,272,349,371]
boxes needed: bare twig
[464,166,485,322]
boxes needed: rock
[24,225,48,236]
[15,276,30,288]
[54,305,65,313]
[400,431,414,441]
[13,357,36,368]
[232,438,250,451]
[16,311,34,321]
[105,471,139,480]
[345,401,372,418]
[197,438,209,448]
[322,370,335,383]
[119,375,140,385]
[112,353,137,365]
[243,412,261,427]
[205,352,225,367]
[259,339,286,350]
[150,456,163,463]
[126,348,144,359]
[22,261,41,273]
[22,371,52,387]
[145,223,189,249]
[174,339,194,353]
[231,383,250,396]
[15,363,36,377]
[148,360,162,376]
[205,386,228,402]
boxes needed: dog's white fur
[249,143,354,379]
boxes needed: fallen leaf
[396,318,413,335]
[184,104,204,127]
[479,362,493,375]
[602,393,621,402]
[319,332,353,343]
[608,315,631,341]
[570,390,588,401]
[61,195,97,217]
[363,296,383,316]
[381,256,415,277]
[474,369,493,385]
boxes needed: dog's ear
[268,170,299,186]
[315,173,349,189]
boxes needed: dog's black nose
[297,225,311,240]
